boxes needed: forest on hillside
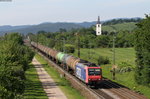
[102,18,142,25]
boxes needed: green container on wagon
[62,54,70,63]
[57,52,65,62]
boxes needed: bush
[114,61,135,73]
[0,33,34,98]
[54,42,63,52]
[97,56,110,65]
[118,61,132,68]
[65,44,75,53]
[116,66,133,73]
[134,15,150,86]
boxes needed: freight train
[31,42,102,85]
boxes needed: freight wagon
[31,42,102,85]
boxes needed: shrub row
[0,33,34,99]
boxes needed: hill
[77,21,97,27]
[0,23,83,35]
[0,25,30,31]
[0,17,142,35]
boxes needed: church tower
[96,16,102,35]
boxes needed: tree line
[103,18,142,25]
[0,33,34,98]
[134,15,150,87]
[28,27,135,53]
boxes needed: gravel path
[32,58,67,99]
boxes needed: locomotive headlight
[89,79,91,80]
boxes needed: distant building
[96,16,102,35]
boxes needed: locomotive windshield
[88,68,101,75]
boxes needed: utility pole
[112,34,116,80]
[63,37,65,53]
[75,32,80,58]
[37,35,38,48]
[88,42,91,59]
[78,33,80,58]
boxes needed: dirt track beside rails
[32,58,67,99]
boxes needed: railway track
[97,79,148,99]
[28,43,148,99]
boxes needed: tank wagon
[31,42,102,85]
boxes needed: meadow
[102,22,137,32]
[72,47,136,66]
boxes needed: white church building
[96,16,102,35]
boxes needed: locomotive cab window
[95,69,101,75]
[88,68,101,75]
[88,69,95,75]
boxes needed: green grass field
[102,22,137,32]
[73,47,136,66]
[72,48,150,99]
[35,54,85,99]
[24,64,48,99]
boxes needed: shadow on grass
[24,63,67,98]
[31,64,48,67]
[24,79,47,96]
[24,65,48,99]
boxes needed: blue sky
[0,0,150,26]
